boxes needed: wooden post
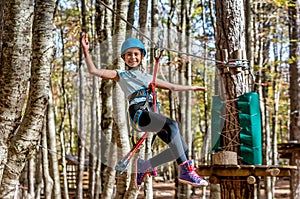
[212,151,238,165]
[210,151,238,199]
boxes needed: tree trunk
[245,0,252,69]
[113,0,131,198]
[185,0,193,197]
[58,112,69,199]
[28,156,35,199]
[0,0,33,183]
[76,1,87,198]
[95,0,116,198]
[200,2,213,198]
[0,0,3,54]
[42,121,54,199]
[47,88,62,198]
[176,1,190,198]
[94,84,102,199]
[288,1,300,198]
[0,0,54,197]
[214,0,252,198]
[88,61,98,199]
[35,149,43,199]
[126,0,136,37]
[76,58,87,199]
[55,17,70,199]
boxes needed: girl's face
[123,48,144,68]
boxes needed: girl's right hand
[81,34,89,52]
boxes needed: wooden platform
[278,142,300,159]
[197,165,297,177]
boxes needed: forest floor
[137,177,291,199]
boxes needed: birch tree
[47,85,62,199]
[0,0,54,197]
[95,0,116,198]
[76,1,87,198]
[112,0,131,197]
[0,0,33,184]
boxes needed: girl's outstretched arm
[81,34,119,80]
[155,78,206,92]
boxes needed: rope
[215,98,243,151]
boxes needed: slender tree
[288,1,300,198]
[76,0,87,198]
[41,120,54,199]
[47,84,62,199]
[113,0,131,198]
[0,0,3,54]
[96,0,116,198]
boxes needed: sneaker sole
[178,178,208,186]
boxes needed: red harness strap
[148,49,164,112]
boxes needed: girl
[81,34,208,187]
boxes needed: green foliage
[273,0,294,7]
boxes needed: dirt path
[138,177,291,199]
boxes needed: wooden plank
[197,165,297,177]
[278,143,300,153]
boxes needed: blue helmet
[121,38,146,57]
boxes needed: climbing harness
[115,49,164,174]
[129,87,153,132]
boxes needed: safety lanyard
[148,49,164,112]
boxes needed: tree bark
[214,0,252,198]
[95,0,116,198]
[0,0,33,183]
[113,0,131,198]
[47,88,62,198]
[0,0,54,197]
[176,0,188,198]
[76,1,87,198]
[42,122,54,199]
[28,156,35,199]
[288,1,300,198]
[0,0,3,54]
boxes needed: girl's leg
[129,105,208,186]
[136,110,188,166]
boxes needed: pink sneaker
[136,159,157,186]
[178,160,208,186]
